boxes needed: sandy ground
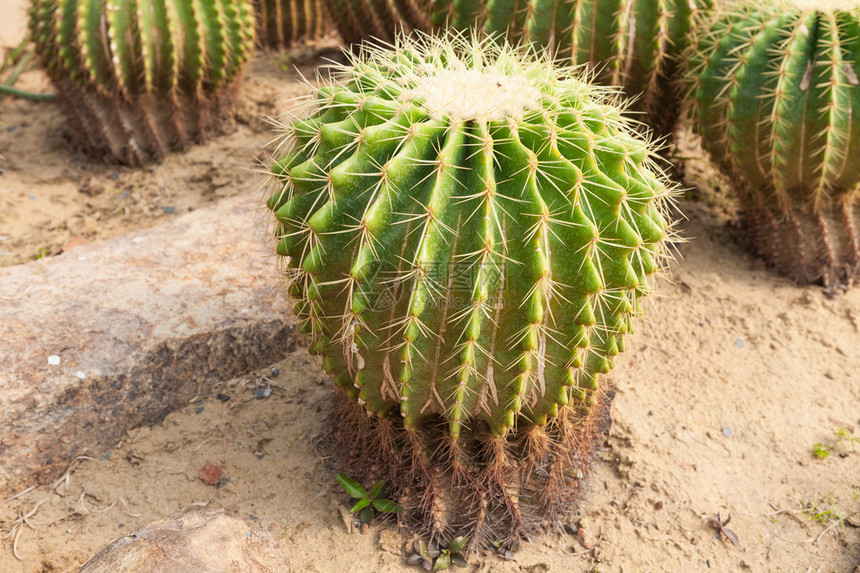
[2,13,860,573]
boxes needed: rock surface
[0,191,296,496]
[78,508,290,572]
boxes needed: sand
[1,12,859,573]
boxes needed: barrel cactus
[29,0,255,165]
[265,34,675,550]
[253,0,332,49]
[688,0,860,285]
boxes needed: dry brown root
[331,387,613,554]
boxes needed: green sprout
[407,536,469,570]
[335,473,403,525]
[801,495,844,528]
[813,427,860,459]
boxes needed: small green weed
[812,427,859,459]
[813,443,831,459]
[407,536,469,571]
[801,495,844,527]
[335,473,403,525]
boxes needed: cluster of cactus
[265,34,675,549]
[29,0,255,165]
[687,0,860,285]
[253,0,333,49]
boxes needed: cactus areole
[266,34,674,550]
[688,0,860,285]
[29,0,255,165]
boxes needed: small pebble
[248,514,259,522]
[163,205,176,214]
[119,190,130,198]
[270,367,280,377]
[733,337,745,349]
[47,355,61,366]
[216,393,231,403]
[195,406,204,415]
[722,427,733,438]
[576,528,595,550]
[75,371,86,379]
[198,463,223,486]
[254,388,272,399]
[6,126,17,133]
[28,194,36,201]
[648,410,655,416]
[109,173,119,180]
[100,451,112,461]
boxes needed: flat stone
[0,192,296,497]
[78,508,290,572]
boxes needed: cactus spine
[253,0,333,49]
[266,34,675,549]
[688,0,860,285]
[29,0,255,165]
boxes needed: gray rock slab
[0,192,296,497]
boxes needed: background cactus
[253,0,333,49]
[568,0,713,134]
[265,34,675,550]
[687,0,860,286]
[29,0,255,165]
[322,0,429,46]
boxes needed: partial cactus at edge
[687,0,860,285]
[265,34,676,550]
[29,0,255,165]
[253,0,333,49]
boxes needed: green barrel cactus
[253,0,332,49]
[266,34,675,549]
[29,0,256,165]
[688,0,860,285]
